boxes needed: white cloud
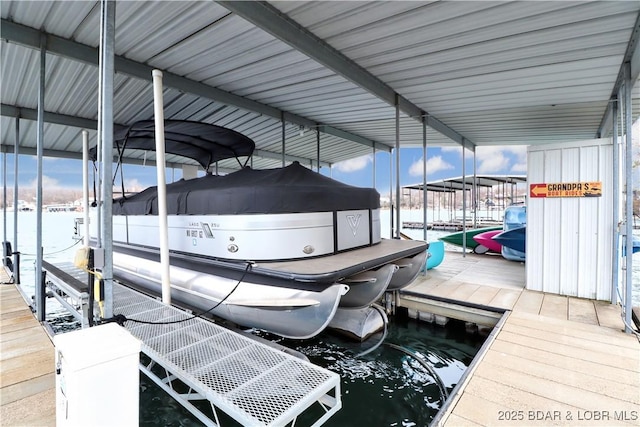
[440,146,462,155]
[409,155,454,176]
[476,145,528,174]
[334,155,372,173]
[476,148,509,173]
[511,163,527,173]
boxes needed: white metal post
[611,99,619,304]
[99,0,115,318]
[152,69,171,305]
[622,65,633,333]
[35,34,46,321]
[13,117,19,283]
[82,130,90,246]
[422,115,427,242]
[461,144,467,256]
[394,96,400,239]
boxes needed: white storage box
[54,323,141,427]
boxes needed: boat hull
[472,230,503,253]
[387,250,428,290]
[112,252,348,340]
[426,241,445,270]
[341,264,397,308]
[110,210,380,262]
[493,227,526,253]
[328,305,387,341]
[439,226,502,250]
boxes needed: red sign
[530,183,547,198]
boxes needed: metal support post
[611,99,619,305]
[316,129,321,173]
[473,147,477,229]
[622,64,633,333]
[35,34,46,321]
[99,0,116,318]
[461,144,467,255]
[281,114,286,167]
[394,95,400,239]
[422,115,427,242]
[3,149,6,255]
[13,117,19,284]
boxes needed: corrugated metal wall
[527,139,613,301]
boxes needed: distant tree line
[0,188,83,208]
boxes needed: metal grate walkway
[43,262,341,426]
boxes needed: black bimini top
[91,120,255,170]
[113,162,380,215]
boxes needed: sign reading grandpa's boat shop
[529,181,602,198]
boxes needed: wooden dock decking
[407,252,640,426]
[0,272,55,427]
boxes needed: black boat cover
[113,162,380,215]
[90,120,255,169]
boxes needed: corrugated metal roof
[1,0,639,171]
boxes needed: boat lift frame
[41,260,342,427]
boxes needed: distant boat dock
[402,220,503,231]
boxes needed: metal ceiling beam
[0,103,331,167]
[1,104,97,130]
[218,1,475,150]
[597,10,640,137]
[0,19,385,151]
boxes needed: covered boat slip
[2,2,640,426]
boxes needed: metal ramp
[42,262,341,426]
[113,283,341,426]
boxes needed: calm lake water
[2,210,638,426]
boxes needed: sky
[0,145,528,197]
[1,138,638,198]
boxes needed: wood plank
[593,300,625,331]
[507,311,639,348]
[467,285,501,306]
[0,388,55,427]
[488,289,521,310]
[0,325,47,343]
[1,349,54,388]
[423,281,465,299]
[443,413,483,426]
[1,332,52,362]
[0,373,55,406]
[447,283,481,302]
[567,298,598,325]
[464,375,583,420]
[0,312,38,333]
[539,293,568,319]
[481,347,639,404]
[475,360,639,414]
[447,390,511,426]
[512,290,543,314]
[495,330,638,370]
[489,339,638,387]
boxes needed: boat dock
[0,269,56,427]
[402,220,502,231]
[2,253,638,426]
[401,252,639,426]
